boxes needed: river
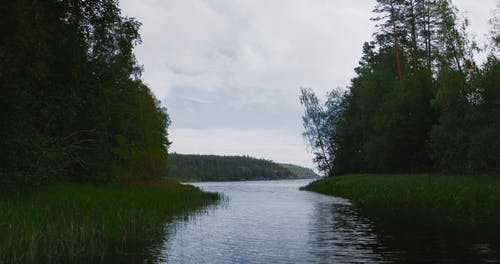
[154,179,500,263]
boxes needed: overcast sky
[119,0,497,169]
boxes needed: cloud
[176,94,213,105]
[121,0,231,98]
[121,0,376,103]
[120,0,497,167]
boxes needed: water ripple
[159,180,387,263]
[157,179,500,264]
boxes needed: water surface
[157,179,500,263]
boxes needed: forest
[301,0,500,177]
[166,154,317,182]
[0,0,170,188]
[278,163,319,179]
[0,1,218,261]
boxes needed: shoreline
[301,174,500,227]
[0,180,219,263]
[174,177,318,183]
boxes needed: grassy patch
[302,174,500,225]
[0,180,219,263]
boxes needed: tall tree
[0,0,171,187]
[300,88,331,175]
[299,0,493,175]
[373,0,407,80]
[489,3,500,55]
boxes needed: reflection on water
[366,213,500,263]
[307,197,394,263]
[155,179,500,263]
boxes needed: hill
[278,163,319,178]
[165,154,316,182]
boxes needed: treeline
[0,0,170,187]
[278,163,319,179]
[165,154,313,182]
[301,0,499,176]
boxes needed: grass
[0,180,219,263]
[302,174,500,225]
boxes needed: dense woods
[302,0,500,176]
[0,0,170,188]
[166,154,316,182]
[278,163,319,179]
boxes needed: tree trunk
[409,0,419,72]
[391,3,403,81]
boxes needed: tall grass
[0,180,219,263]
[302,174,500,225]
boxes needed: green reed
[302,174,500,225]
[0,180,219,263]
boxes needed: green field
[0,181,219,263]
[302,174,500,225]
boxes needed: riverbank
[0,180,219,263]
[302,174,500,226]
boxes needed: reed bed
[302,174,500,225]
[0,180,219,263]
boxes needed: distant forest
[302,1,500,176]
[165,154,318,182]
[278,163,319,179]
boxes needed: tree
[372,0,407,80]
[489,3,500,55]
[298,0,497,176]
[300,88,336,176]
[0,0,171,187]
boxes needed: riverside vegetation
[302,174,500,225]
[0,1,218,262]
[300,0,500,227]
[0,181,218,263]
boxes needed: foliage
[0,181,218,263]
[490,3,500,55]
[302,174,500,224]
[278,163,319,179]
[165,154,307,182]
[0,0,170,187]
[430,57,500,174]
[300,0,499,176]
[300,88,344,176]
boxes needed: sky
[119,0,497,169]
